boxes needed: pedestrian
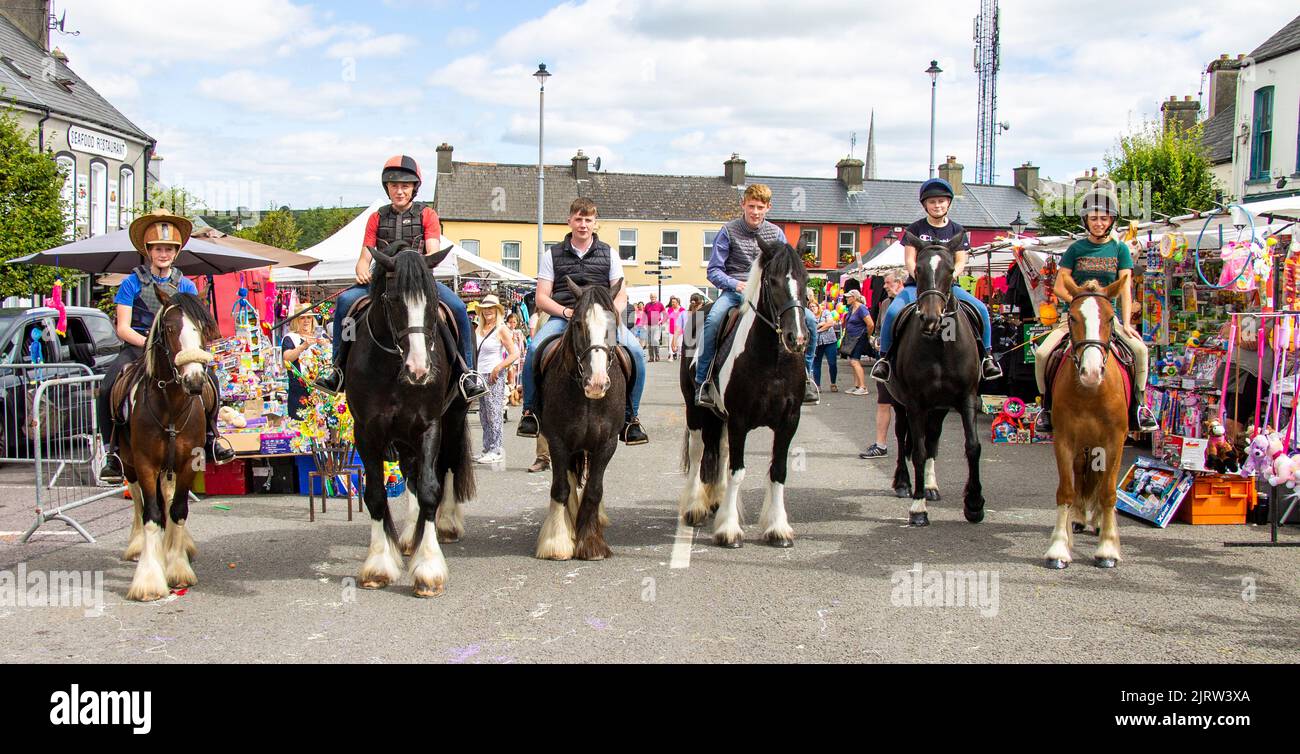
[634,302,648,348]
[812,296,839,391]
[645,293,666,362]
[861,269,906,458]
[665,296,683,360]
[841,289,873,395]
[281,306,322,421]
[473,294,520,464]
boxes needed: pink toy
[1268,451,1299,488]
[44,277,67,336]
[1240,431,1275,480]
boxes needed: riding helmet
[1077,179,1121,218]
[919,177,954,203]
[381,155,423,195]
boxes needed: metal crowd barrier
[0,363,95,463]
[19,373,121,544]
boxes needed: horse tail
[680,428,690,473]
[451,418,477,504]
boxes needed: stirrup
[210,436,236,464]
[459,371,488,401]
[870,359,891,382]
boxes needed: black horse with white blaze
[886,231,985,527]
[678,237,810,547]
[345,241,475,597]
[534,277,627,561]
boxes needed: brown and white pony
[119,291,220,601]
[1045,279,1128,569]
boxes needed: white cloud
[444,26,480,47]
[326,32,417,59]
[196,69,422,121]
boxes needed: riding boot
[314,340,350,394]
[517,410,540,438]
[620,415,649,445]
[99,431,124,484]
[803,373,821,404]
[205,376,235,465]
[870,358,891,382]
[980,351,1004,380]
[1133,389,1158,432]
[1034,408,1053,433]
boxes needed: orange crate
[1180,474,1254,525]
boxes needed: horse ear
[425,244,453,271]
[946,232,967,254]
[565,275,586,300]
[758,235,781,258]
[902,231,925,251]
[156,287,173,306]
[370,245,396,272]
[609,278,624,299]
[1103,279,1125,302]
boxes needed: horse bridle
[1067,290,1114,375]
[143,304,206,470]
[570,307,617,385]
[743,278,806,341]
[367,267,434,359]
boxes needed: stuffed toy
[1239,429,1275,480]
[1203,418,1242,474]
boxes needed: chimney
[836,157,864,192]
[571,149,589,180]
[1161,95,1199,134]
[436,143,453,175]
[937,155,964,198]
[1074,168,1097,197]
[1013,161,1040,198]
[50,47,68,63]
[1206,53,1245,119]
[0,0,51,51]
[724,153,746,187]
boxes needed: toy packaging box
[1116,456,1194,528]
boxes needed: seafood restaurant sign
[67,125,127,160]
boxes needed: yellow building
[432,144,745,292]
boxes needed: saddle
[1044,333,1137,424]
[108,359,146,424]
[696,303,749,388]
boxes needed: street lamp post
[534,63,551,273]
[1010,212,1027,237]
[926,60,942,179]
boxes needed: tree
[237,207,301,250]
[1105,120,1217,221]
[0,108,68,300]
[139,185,210,221]
[1033,194,1081,237]
[297,206,360,250]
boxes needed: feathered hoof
[713,531,744,548]
[764,531,795,548]
[123,536,143,562]
[411,574,446,598]
[574,539,612,561]
[1094,557,1117,569]
[359,561,400,590]
[681,508,709,528]
[125,582,169,602]
[165,561,197,590]
[400,543,416,557]
[412,584,445,598]
[908,511,930,527]
[436,531,461,544]
[964,506,985,524]
[894,486,910,498]
[925,488,941,502]
[1045,558,1069,570]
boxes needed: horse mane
[373,241,437,311]
[746,238,808,308]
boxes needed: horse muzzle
[584,374,610,400]
[781,330,806,355]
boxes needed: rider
[313,155,487,400]
[870,178,1002,383]
[694,183,820,410]
[97,209,236,483]
[515,197,650,445]
[1033,181,1157,433]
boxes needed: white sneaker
[475,451,504,464]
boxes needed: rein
[366,270,435,358]
[141,303,210,472]
[565,303,617,386]
[742,275,806,340]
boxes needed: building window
[55,153,75,240]
[660,230,679,264]
[619,229,637,262]
[502,241,521,272]
[119,167,134,229]
[703,229,718,266]
[1250,86,1274,181]
[89,160,107,237]
[800,228,820,262]
[838,229,856,264]
[461,239,480,256]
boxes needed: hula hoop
[1003,397,1026,419]
[1193,204,1258,289]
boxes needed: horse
[886,231,985,527]
[1044,279,1129,569]
[534,277,627,560]
[678,237,810,547]
[345,240,476,597]
[117,291,220,602]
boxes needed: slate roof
[1201,107,1235,164]
[435,161,1037,230]
[0,14,151,143]
[1250,14,1300,64]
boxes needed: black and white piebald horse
[534,277,626,561]
[887,231,986,527]
[678,237,810,547]
[345,241,475,597]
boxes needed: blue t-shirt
[903,218,969,287]
[845,305,871,339]
[114,272,199,333]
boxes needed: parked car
[0,306,122,458]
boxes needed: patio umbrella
[190,227,320,271]
[7,228,277,276]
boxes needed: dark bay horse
[678,237,809,547]
[119,291,220,601]
[1045,279,1128,569]
[887,231,985,527]
[346,241,475,597]
[534,277,626,560]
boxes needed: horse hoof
[908,512,929,527]
[1094,557,1117,569]
[682,511,708,528]
[925,489,941,502]
[436,533,460,544]
[964,507,984,524]
[1071,522,1086,534]
[360,579,390,590]
[413,585,445,598]
[894,487,910,498]
[765,535,794,548]
[715,536,743,549]
[1045,558,1068,570]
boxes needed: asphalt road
[1,360,1297,663]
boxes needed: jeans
[522,316,646,420]
[878,285,992,355]
[813,342,839,386]
[333,281,475,368]
[693,290,744,385]
[803,310,817,375]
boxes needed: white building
[1230,14,1300,204]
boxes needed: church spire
[864,110,877,180]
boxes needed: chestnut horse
[119,291,220,601]
[1045,279,1128,569]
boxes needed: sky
[50,0,1300,211]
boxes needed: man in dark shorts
[862,269,906,458]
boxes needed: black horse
[678,237,810,547]
[534,277,627,560]
[887,231,985,527]
[345,241,475,597]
